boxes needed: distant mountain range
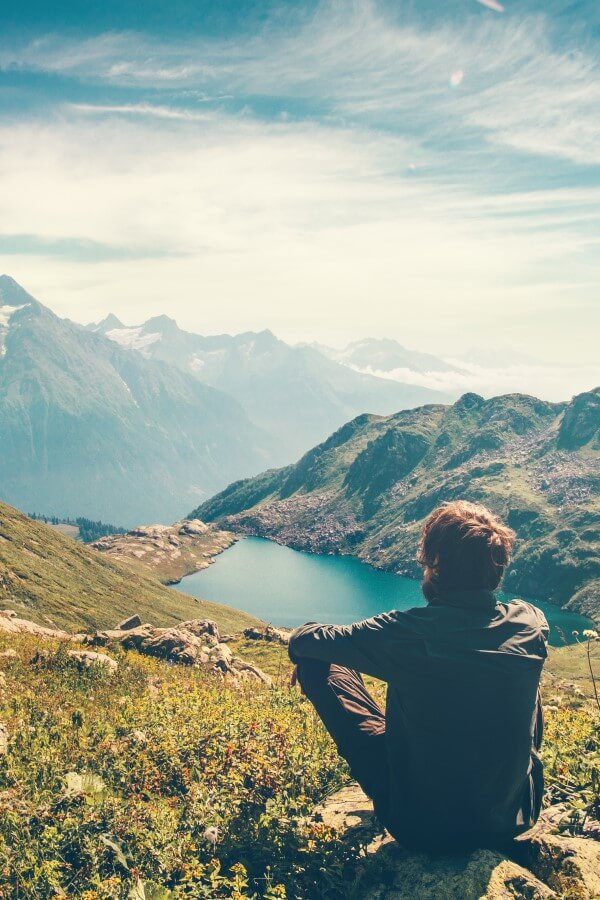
[89,312,449,464]
[0,276,446,523]
[315,338,464,375]
[0,276,272,524]
[196,388,600,618]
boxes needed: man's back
[289,593,548,849]
[382,594,547,847]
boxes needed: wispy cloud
[71,103,211,121]
[3,1,598,168]
[350,360,599,403]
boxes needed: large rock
[309,783,600,899]
[243,624,290,645]
[66,649,118,672]
[88,619,271,685]
[0,611,70,640]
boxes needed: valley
[196,389,600,621]
[0,275,447,525]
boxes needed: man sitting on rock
[289,500,548,851]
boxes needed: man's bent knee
[295,657,331,697]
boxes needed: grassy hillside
[0,631,597,898]
[0,502,260,633]
[196,390,600,617]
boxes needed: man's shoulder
[501,598,550,638]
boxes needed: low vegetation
[0,632,597,898]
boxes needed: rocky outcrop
[0,610,270,686]
[0,609,72,640]
[91,519,236,584]
[308,783,600,899]
[243,624,290,645]
[87,618,271,686]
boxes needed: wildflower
[203,826,219,848]
[582,629,598,640]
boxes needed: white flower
[582,629,599,640]
[203,826,219,847]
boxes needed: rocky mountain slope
[90,310,449,464]
[0,501,260,633]
[91,519,236,584]
[0,276,272,524]
[196,389,600,618]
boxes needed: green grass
[546,639,600,699]
[0,502,261,634]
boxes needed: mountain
[0,500,260,632]
[91,315,450,463]
[319,337,464,375]
[195,389,600,616]
[0,276,271,524]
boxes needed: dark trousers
[296,658,390,822]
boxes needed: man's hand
[290,664,299,687]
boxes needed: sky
[0,0,599,385]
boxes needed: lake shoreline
[174,535,594,646]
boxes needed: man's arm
[288,612,402,681]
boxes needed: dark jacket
[289,591,548,849]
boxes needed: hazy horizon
[1,0,599,373]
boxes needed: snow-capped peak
[105,326,162,355]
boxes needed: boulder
[179,519,210,536]
[243,624,290,645]
[88,619,270,684]
[0,614,70,640]
[308,783,600,900]
[115,614,142,631]
[66,650,118,672]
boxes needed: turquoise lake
[174,536,592,647]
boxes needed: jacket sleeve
[288,612,401,680]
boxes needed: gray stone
[66,649,118,672]
[308,783,600,900]
[115,614,142,631]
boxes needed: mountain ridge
[195,388,600,618]
[90,304,450,465]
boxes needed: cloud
[0,233,180,261]
[70,103,211,121]
[2,1,598,166]
[474,0,505,13]
[346,361,600,403]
